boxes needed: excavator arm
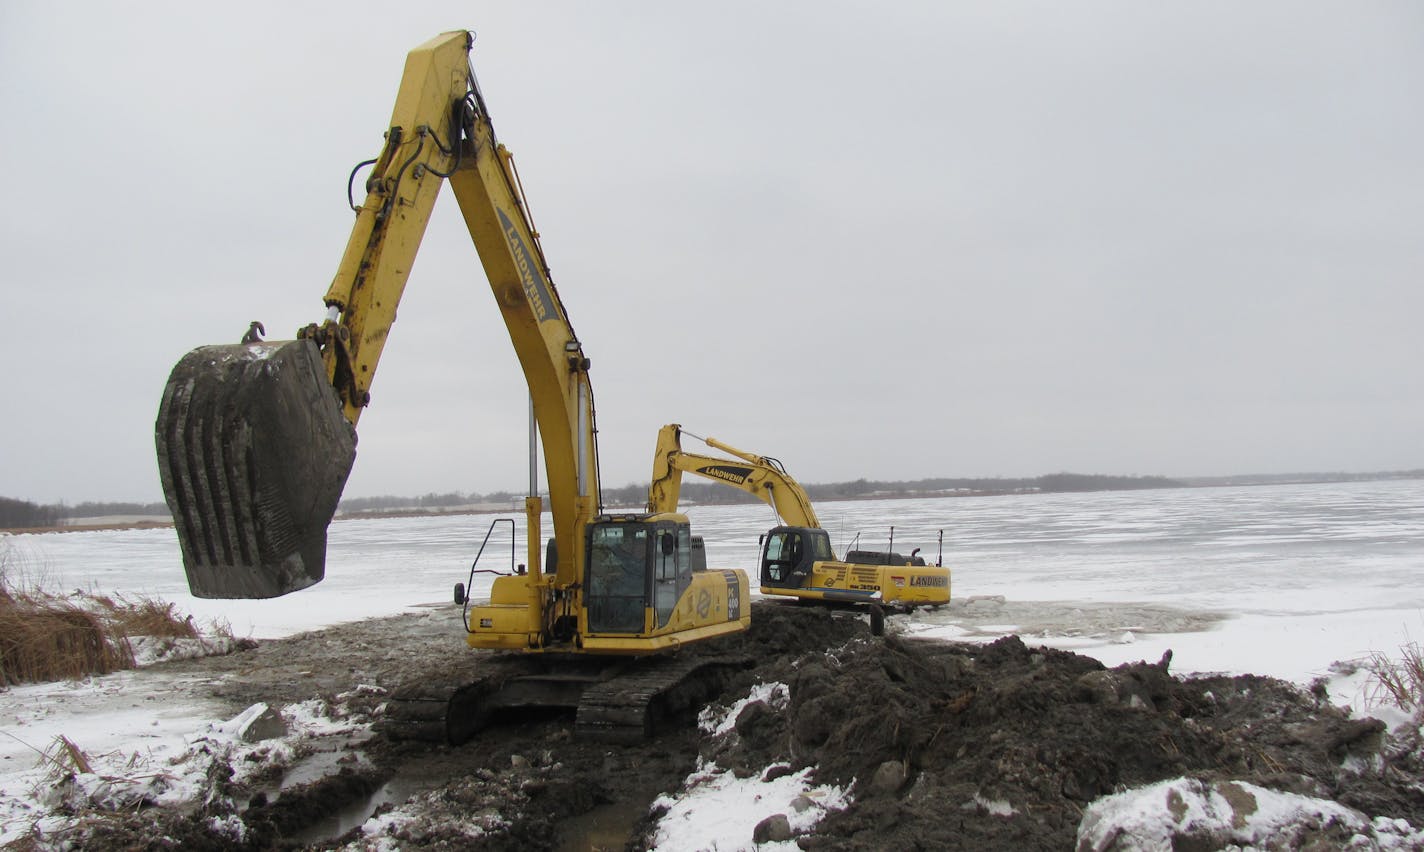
[157,32,749,743]
[648,424,820,529]
[156,31,597,598]
[648,424,951,613]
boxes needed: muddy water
[554,797,655,851]
[286,775,429,846]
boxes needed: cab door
[586,523,649,633]
[653,525,692,627]
[760,528,808,588]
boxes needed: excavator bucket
[155,339,356,599]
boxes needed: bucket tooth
[155,339,356,598]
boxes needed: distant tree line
[338,490,521,513]
[17,467,1422,528]
[336,473,1185,515]
[600,481,768,508]
[803,473,1182,498]
[1035,473,1181,492]
[349,469,1421,512]
[0,499,172,529]
[0,497,59,528]
[599,473,1182,509]
[65,501,169,517]
[1179,470,1424,487]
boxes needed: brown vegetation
[0,544,201,685]
[0,592,134,685]
[103,596,200,639]
[1370,641,1424,713]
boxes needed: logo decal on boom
[497,208,558,323]
[699,464,752,485]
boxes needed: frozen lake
[7,478,1422,689]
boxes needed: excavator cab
[759,526,833,589]
[584,517,696,634]
[156,338,356,599]
[585,522,649,633]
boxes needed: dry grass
[0,540,211,685]
[93,595,200,640]
[1368,641,1424,713]
[49,734,94,776]
[0,593,135,685]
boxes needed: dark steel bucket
[155,339,355,598]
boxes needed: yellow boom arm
[648,424,821,529]
[158,31,598,596]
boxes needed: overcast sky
[2,2,1421,504]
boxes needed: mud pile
[687,612,1423,850]
[49,601,1424,850]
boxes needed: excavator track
[379,652,750,746]
[574,654,751,744]
[380,655,539,745]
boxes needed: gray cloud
[2,1,1420,503]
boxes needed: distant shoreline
[6,472,1420,536]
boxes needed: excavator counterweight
[155,339,355,598]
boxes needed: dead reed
[0,592,135,685]
[93,595,200,640]
[1369,641,1424,713]
[0,542,208,685]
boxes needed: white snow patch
[1077,777,1424,851]
[900,621,971,638]
[698,682,789,737]
[971,793,1016,816]
[974,623,1021,634]
[649,759,850,852]
[0,694,368,845]
[342,791,503,850]
[207,813,247,843]
[129,633,241,666]
[666,682,848,848]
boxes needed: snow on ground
[338,787,507,852]
[0,676,370,845]
[648,760,851,852]
[2,480,1422,846]
[648,684,852,851]
[1,668,224,838]
[1076,778,1424,851]
[897,600,1421,720]
[697,681,790,738]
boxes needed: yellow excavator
[155,31,748,743]
[649,424,950,634]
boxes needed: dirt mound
[47,600,1424,850]
[695,625,1420,850]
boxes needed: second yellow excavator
[155,31,748,743]
[649,424,950,633]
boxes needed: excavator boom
[155,32,750,743]
[157,33,473,598]
[649,424,820,527]
[156,31,596,599]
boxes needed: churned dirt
[52,600,1424,851]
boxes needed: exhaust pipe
[155,339,355,598]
